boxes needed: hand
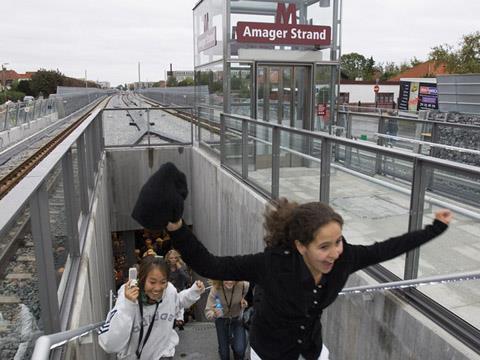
[194,280,205,293]
[240,298,248,309]
[143,249,156,257]
[435,209,453,225]
[124,280,139,303]
[213,308,223,318]
[167,219,183,232]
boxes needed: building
[166,70,194,82]
[1,69,35,90]
[97,81,111,89]
[388,60,447,81]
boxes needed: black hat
[131,162,188,230]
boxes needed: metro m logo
[275,3,297,25]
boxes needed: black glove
[132,162,188,230]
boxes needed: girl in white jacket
[99,256,205,359]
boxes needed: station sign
[198,13,217,52]
[236,3,331,46]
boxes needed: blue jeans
[214,317,247,360]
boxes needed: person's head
[264,198,344,275]
[211,280,236,290]
[138,256,170,302]
[165,249,185,267]
[144,238,153,247]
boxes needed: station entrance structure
[193,0,341,132]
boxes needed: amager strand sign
[236,3,331,46]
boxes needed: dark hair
[138,256,170,290]
[263,198,343,248]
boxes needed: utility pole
[1,63,9,103]
[138,62,141,89]
[85,70,88,88]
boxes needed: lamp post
[1,63,9,104]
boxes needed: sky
[1,0,478,87]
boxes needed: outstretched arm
[167,220,265,283]
[349,210,452,272]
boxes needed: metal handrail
[340,270,480,295]
[31,321,105,360]
[221,112,480,177]
[338,108,480,130]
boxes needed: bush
[0,90,26,104]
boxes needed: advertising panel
[398,81,438,111]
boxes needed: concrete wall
[190,148,266,256]
[66,156,114,360]
[0,113,57,150]
[107,147,193,232]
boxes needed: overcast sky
[1,0,478,86]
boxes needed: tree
[166,76,178,87]
[429,31,480,74]
[341,53,376,80]
[16,80,33,96]
[177,77,194,87]
[30,69,64,97]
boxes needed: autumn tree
[429,31,480,74]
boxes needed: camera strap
[136,296,161,359]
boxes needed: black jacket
[169,220,447,360]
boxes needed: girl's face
[223,281,235,289]
[167,253,179,265]
[295,221,343,277]
[144,268,168,301]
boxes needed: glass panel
[48,162,70,291]
[418,167,480,329]
[256,66,267,121]
[247,124,272,195]
[314,65,333,132]
[330,143,412,278]
[195,62,224,115]
[293,66,310,130]
[279,131,320,202]
[198,106,221,152]
[224,117,243,176]
[193,0,225,67]
[282,67,293,126]
[230,63,252,117]
[257,64,310,129]
[0,205,43,358]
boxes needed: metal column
[404,158,428,279]
[30,183,61,334]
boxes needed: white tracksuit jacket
[98,282,202,359]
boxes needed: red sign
[317,103,327,116]
[236,4,331,46]
[374,85,380,93]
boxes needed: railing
[219,111,480,349]
[31,322,105,360]
[336,107,480,162]
[0,98,57,131]
[0,98,113,358]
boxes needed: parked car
[23,96,34,102]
